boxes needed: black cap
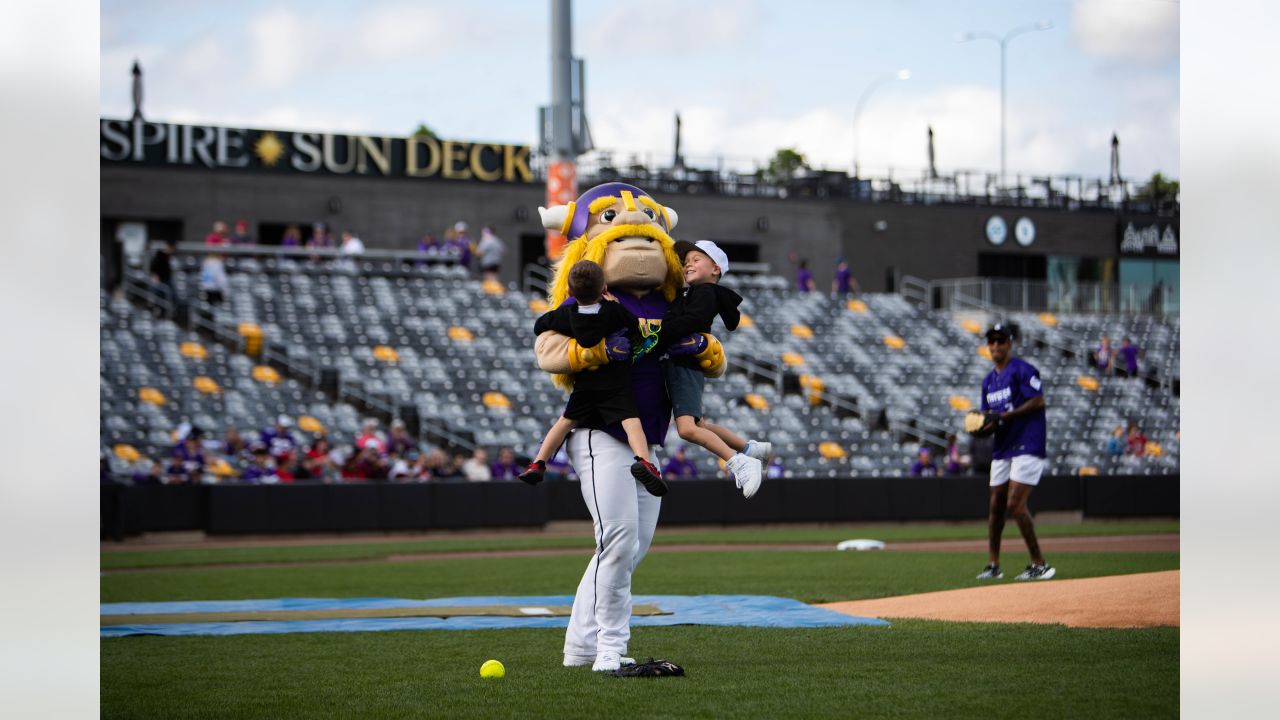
[985,322,1015,342]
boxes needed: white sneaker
[592,652,621,672]
[726,453,763,499]
[566,654,633,668]
[745,440,773,464]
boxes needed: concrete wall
[102,166,1131,291]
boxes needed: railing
[522,263,552,297]
[907,275,1178,318]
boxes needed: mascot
[535,182,725,672]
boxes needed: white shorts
[990,455,1045,487]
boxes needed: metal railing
[908,275,1178,318]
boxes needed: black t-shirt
[657,283,742,366]
[534,300,638,392]
[149,250,173,285]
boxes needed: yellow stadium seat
[1076,375,1100,391]
[252,365,282,384]
[529,299,549,314]
[883,335,906,350]
[238,322,263,356]
[193,376,221,395]
[138,387,166,406]
[448,326,474,342]
[948,395,972,411]
[738,313,754,328]
[744,393,769,410]
[800,374,826,406]
[977,345,992,359]
[482,279,506,296]
[790,324,814,339]
[1145,442,1163,457]
[483,392,511,410]
[781,352,806,368]
[1078,466,1100,476]
[179,342,208,360]
[819,442,846,459]
[373,345,400,363]
[846,299,868,314]
[209,458,237,477]
[298,416,325,434]
[1039,312,1058,327]
[113,444,140,463]
[962,320,982,334]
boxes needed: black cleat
[630,457,668,497]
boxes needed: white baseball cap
[674,240,730,277]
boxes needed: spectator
[170,431,206,482]
[417,233,442,261]
[462,448,492,481]
[148,239,175,304]
[199,252,228,304]
[303,436,337,482]
[1116,337,1141,379]
[230,219,254,245]
[1091,334,1114,374]
[435,452,467,480]
[909,446,938,476]
[241,444,280,484]
[223,427,248,461]
[766,455,785,479]
[345,445,388,481]
[490,447,521,480]
[1125,422,1148,456]
[1105,425,1126,456]
[943,434,969,475]
[281,225,303,247]
[476,226,506,282]
[545,446,574,481]
[661,445,699,481]
[796,259,815,293]
[386,419,416,457]
[341,229,365,255]
[261,415,299,461]
[133,459,166,486]
[204,220,230,246]
[306,222,331,248]
[422,449,449,479]
[831,257,860,298]
[355,419,386,454]
[450,222,473,269]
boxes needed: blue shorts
[663,361,705,420]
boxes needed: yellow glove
[695,333,725,374]
[567,338,609,373]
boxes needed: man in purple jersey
[976,323,1055,581]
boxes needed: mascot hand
[604,330,631,362]
[667,333,709,356]
[568,338,610,373]
[694,333,725,373]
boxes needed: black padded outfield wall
[101,476,1177,540]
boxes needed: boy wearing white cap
[653,240,771,497]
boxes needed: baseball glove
[610,658,685,678]
[964,410,1001,438]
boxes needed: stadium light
[852,68,912,179]
[957,20,1054,187]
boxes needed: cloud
[247,7,307,89]
[580,0,763,57]
[1073,0,1179,67]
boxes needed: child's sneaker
[744,440,773,464]
[726,453,763,499]
[630,457,668,497]
[518,460,546,486]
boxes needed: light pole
[852,68,911,179]
[957,20,1052,188]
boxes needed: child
[655,240,771,498]
[518,260,666,495]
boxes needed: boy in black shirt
[519,260,666,495]
[653,240,770,498]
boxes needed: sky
[100,0,1180,182]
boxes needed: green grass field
[101,521,1179,719]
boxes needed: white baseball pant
[562,428,662,662]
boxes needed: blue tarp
[101,595,889,637]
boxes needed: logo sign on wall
[100,118,535,184]
[1117,219,1179,257]
[985,215,1008,246]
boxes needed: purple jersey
[558,293,672,446]
[835,266,852,293]
[796,268,813,292]
[260,428,297,458]
[981,356,1047,459]
[1118,345,1139,373]
[661,456,699,479]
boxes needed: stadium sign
[1117,218,1179,258]
[99,118,534,184]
